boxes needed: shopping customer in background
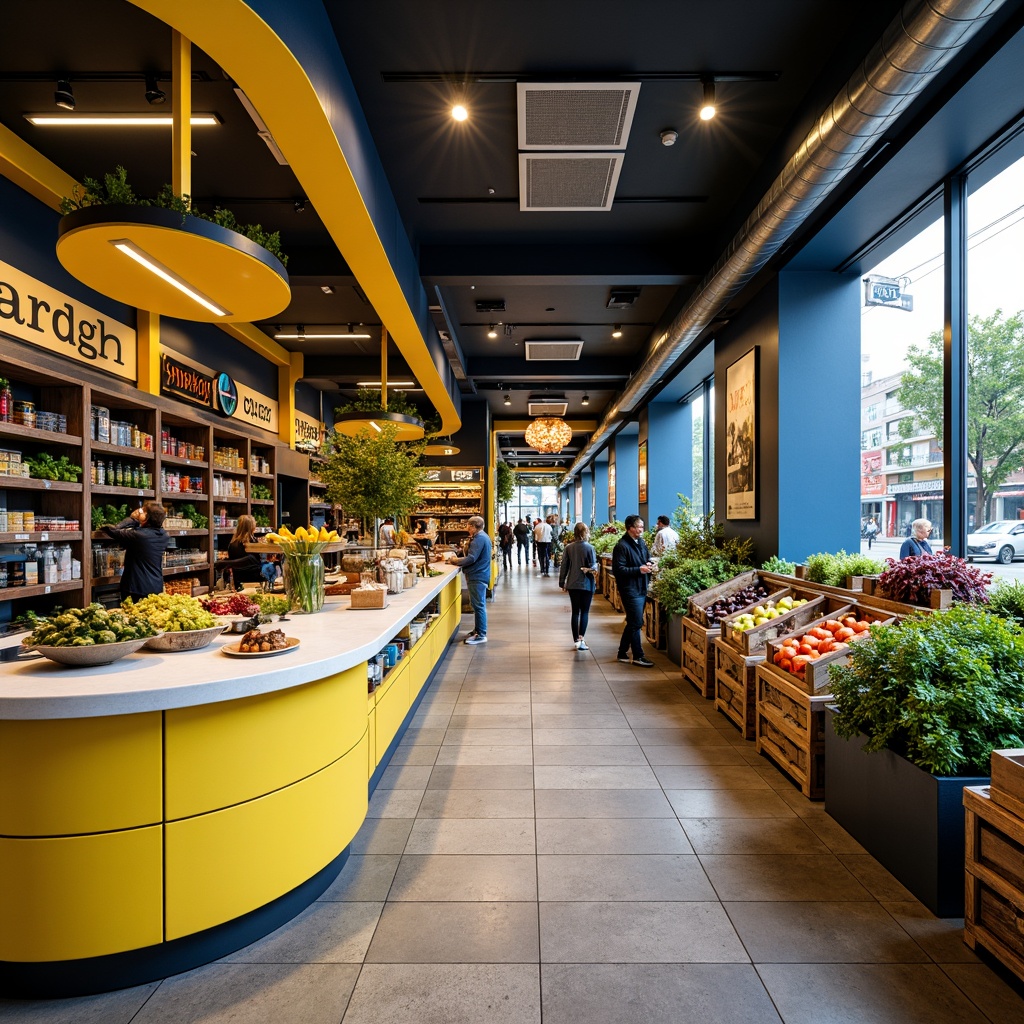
[652,515,679,556]
[612,514,655,667]
[513,518,531,565]
[103,501,169,602]
[533,516,553,575]
[453,515,492,645]
[559,522,598,651]
[900,518,934,559]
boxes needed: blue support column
[615,434,639,518]
[581,473,594,528]
[594,462,609,523]
[647,403,693,522]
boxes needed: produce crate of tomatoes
[719,588,823,656]
[764,608,895,695]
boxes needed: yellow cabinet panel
[165,738,368,940]
[375,674,410,763]
[0,715,161,837]
[0,827,162,962]
[367,707,376,778]
[165,667,366,820]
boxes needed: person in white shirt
[378,517,398,549]
[533,517,554,575]
[652,515,679,556]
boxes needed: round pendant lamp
[525,417,573,454]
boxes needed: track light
[487,324,498,339]
[54,80,75,111]
[320,284,334,294]
[699,79,716,121]
[144,74,166,105]
[582,394,590,406]
[451,104,468,122]
[503,392,511,406]
[611,324,622,338]
[293,198,306,213]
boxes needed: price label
[43,480,51,489]
[44,586,51,594]
[40,532,49,541]
[138,490,144,496]
[178,530,187,536]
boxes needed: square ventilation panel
[524,340,584,361]
[517,82,640,150]
[528,398,569,417]
[519,153,624,212]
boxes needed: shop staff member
[452,515,492,645]
[103,501,170,602]
[652,515,679,555]
[612,514,656,667]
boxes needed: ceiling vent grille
[528,398,569,417]
[519,154,623,212]
[517,83,640,150]
[525,340,584,361]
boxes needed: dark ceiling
[0,0,998,468]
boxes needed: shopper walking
[864,517,879,550]
[103,501,170,602]
[452,515,492,644]
[612,514,655,666]
[513,518,531,565]
[498,521,514,570]
[559,522,598,650]
[533,516,553,576]
[652,515,679,556]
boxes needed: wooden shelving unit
[414,467,484,547]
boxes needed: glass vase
[283,552,325,613]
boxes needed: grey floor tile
[536,817,692,855]
[535,789,675,818]
[417,788,535,818]
[398,726,447,745]
[532,727,639,746]
[756,963,995,1024]
[130,964,358,1024]
[941,963,1024,1021]
[318,854,401,901]
[540,901,748,963]
[727,900,931,963]
[435,744,535,766]
[882,902,979,963]
[221,900,383,964]
[541,964,784,1024]
[366,902,539,962]
[454,692,535,706]
[538,854,717,901]
[799,810,868,853]
[681,817,829,855]
[376,764,434,790]
[389,854,538,901]
[633,727,738,747]
[441,726,534,745]
[0,984,159,1024]
[367,788,424,818]
[838,853,918,901]
[459,678,532,692]
[406,817,536,854]
[448,714,533,728]
[427,764,536,789]
[532,713,627,729]
[342,963,540,1024]
[529,694,618,707]
[654,765,772,790]
[700,854,872,901]
[534,764,660,789]
[533,744,650,765]
[348,817,414,855]
[386,744,441,766]
[642,744,751,766]
[665,787,797,818]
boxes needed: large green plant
[320,421,425,522]
[335,388,421,419]
[496,460,515,504]
[651,554,752,616]
[591,522,625,555]
[671,495,753,566]
[60,166,287,265]
[828,605,1024,775]
[803,549,885,586]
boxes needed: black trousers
[569,588,593,641]
[618,592,646,658]
[516,539,528,563]
[501,543,513,568]
[537,542,551,574]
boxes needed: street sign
[863,274,914,311]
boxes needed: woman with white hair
[899,518,933,559]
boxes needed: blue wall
[594,461,609,524]
[614,433,639,519]
[645,403,692,524]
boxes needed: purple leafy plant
[878,551,991,606]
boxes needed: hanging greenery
[320,421,426,523]
[496,459,515,504]
[335,388,421,419]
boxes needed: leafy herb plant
[651,554,753,616]
[27,453,81,482]
[878,551,991,605]
[762,555,795,575]
[803,549,885,587]
[828,605,1024,775]
[987,578,1024,624]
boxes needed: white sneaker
[577,639,589,651]
[465,634,488,645]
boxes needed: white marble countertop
[0,567,461,720]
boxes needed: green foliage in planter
[761,555,795,575]
[591,522,625,555]
[60,166,287,265]
[651,554,753,616]
[828,605,1024,775]
[496,460,515,504]
[803,549,885,587]
[173,502,208,530]
[878,551,991,606]
[335,388,421,419]
[671,494,753,566]
[987,579,1024,625]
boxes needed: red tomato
[835,626,856,641]
[809,627,831,641]
[824,619,843,632]
[853,620,871,632]
[831,642,848,651]
[773,650,787,665]
[800,635,820,648]
[817,639,834,654]
[778,657,793,673]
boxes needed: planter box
[666,611,683,666]
[824,707,988,916]
[680,615,714,693]
[756,667,829,799]
[714,638,762,739]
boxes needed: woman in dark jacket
[558,522,598,651]
[103,501,169,602]
[218,514,263,586]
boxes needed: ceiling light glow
[611,324,623,338]
[274,331,372,340]
[699,80,716,121]
[111,239,230,317]
[26,113,221,127]
[451,104,468,122]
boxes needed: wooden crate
[720,589,831,656]
[713,637,762,739]
[755,666,830,799]
[607,573,622,612]
[644,597,666,649]
[681,615,716,698]
[761,604,896,695]
[686,570,769,626]
[990,749,1024,821]
[964,785,1024,985]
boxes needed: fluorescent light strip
[274,332,372,340]
[110,239,230,317]
[370,421,382,432]
[26,114,221,127]
[356,381,416,387]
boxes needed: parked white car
[966,520,1024,563]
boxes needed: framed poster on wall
[638,439,648,503]
[608,462,617,509]
[726,346,757,520]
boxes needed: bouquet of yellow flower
[263,525,340,612]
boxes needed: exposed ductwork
[562,0,1005,486]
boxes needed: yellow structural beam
[0,123,77,212]
[278,350,304,447]
[171,31,192,199]
[136,310,161,396]
[130,0,461,436]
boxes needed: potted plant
[876,551,992,607]
[802,549,885,589]
[825,605,1024,915]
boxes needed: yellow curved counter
[0,569,463,998]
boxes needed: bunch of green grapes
[25,604,157,647]
[128,593,218,632]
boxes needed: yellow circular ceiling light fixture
[525,417,573,454]
[56,206,290,322]
[423,441,461,456]
[333,410,425,441]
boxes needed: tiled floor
[5,567,1024,1023]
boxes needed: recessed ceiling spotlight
[699,80,716,121]
[503,392,511,406]
[611,324,623,338]
[293,198,306,213]
[451,104,468,122]
[487,324,498,339]
[144,74,166,106]
[320,284,334,294]
[582,394,590,406]
[54,79,75,111]
[660,129,678,146]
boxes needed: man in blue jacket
[611,514,655,666]
[453,515,492,645]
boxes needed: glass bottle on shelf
[0,378,11,423]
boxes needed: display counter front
[0,569,463,998]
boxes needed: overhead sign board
[863,274,914,312]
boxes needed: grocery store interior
[3,1,1024,1021]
